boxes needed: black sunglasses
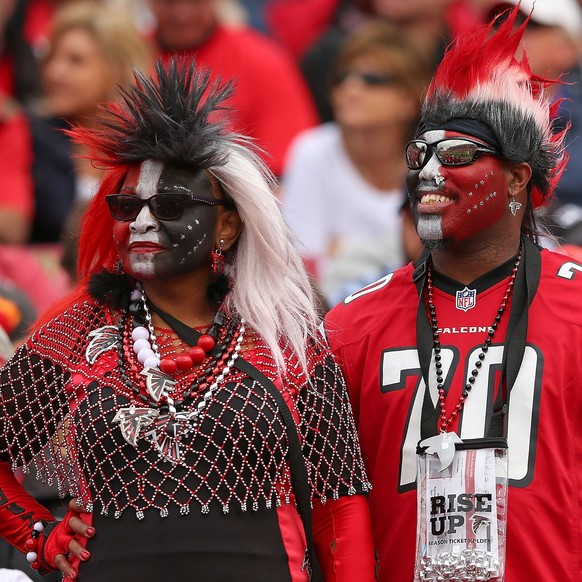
[106,192,225,222]
[405,138,499,170]
[333,69,397,87]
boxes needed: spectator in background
[299,0,372,122]
[0,0,44,107]
[1,0,131,105]
[0,1,36,245]
[487,0,582,210]
[0,285,34,357]
[27,1,152,250]
[0,95,35,244]
[542,200,582,261]
[300,0,474,122]
[149,0,318,177]
[264,0,339,59]
[282,21,427,309]
[370,0,486,68]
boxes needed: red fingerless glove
[24,507,93,575]
[27,510,86,573]
[39,513,78,570]
[312,494,376,581]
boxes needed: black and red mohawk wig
[68,57,238,283]
[419,4,568,208]
[72,56,235,171]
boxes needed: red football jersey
[325,248,582,582]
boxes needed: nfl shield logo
[456,286,476,311]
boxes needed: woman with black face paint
[0,60,375,581]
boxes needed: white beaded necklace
[112,284,246,461]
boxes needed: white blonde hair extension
[210,142,320,373]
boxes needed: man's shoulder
[540,247,582,289]
[535,247,582,324]
[325,264,417,340]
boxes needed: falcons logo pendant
[86,326,120,364]
[140,367,176,402]
[145,411,196,463]
[112,406,159,446]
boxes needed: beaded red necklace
[115,285,245,408]
[426,249,522,433]
[113,289,246,461]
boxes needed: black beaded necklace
[426,248,522,433]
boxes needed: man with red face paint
[0,60,375,580]
[324,6,582,582]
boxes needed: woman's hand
[36,499,95,580]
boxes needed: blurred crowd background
[1,0,582,577]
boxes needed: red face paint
[407,130,508,245]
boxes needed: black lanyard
[414,237,541,441]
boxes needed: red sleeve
[0,460,55,553]
[312,495,376,581]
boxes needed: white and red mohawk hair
[419,4,568,208]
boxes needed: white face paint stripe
[418,130,445,181]
[128,160,164,276]
[131,160,164,233]
[137,160,164,199]
[417,215,443,241]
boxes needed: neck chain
[427,249,521,433]
[112,284,246,462]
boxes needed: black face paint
[113,160,219,281]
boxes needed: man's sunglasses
[332,69,397,87]
[405,138,499,170]
[106,193,225,222]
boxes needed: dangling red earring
[207,239,231,307]
[211,239,225,275]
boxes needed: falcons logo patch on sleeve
[86,326,120,364]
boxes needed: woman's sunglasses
[106,193,225,222]
[405,138,500,170]
[332,69,397,87]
